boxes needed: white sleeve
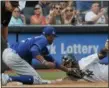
[85,12,95,21]
[78,53,99,70]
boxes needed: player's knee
[2,52,9,65]
[2,50,13,67]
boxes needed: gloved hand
[62,54,84,79]
[67,68,84,79]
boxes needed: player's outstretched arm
[57,64,71,72]
[36,55,56,68]
[30,45,56,68]
[98,40,109,60]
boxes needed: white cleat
[2,73,9,86]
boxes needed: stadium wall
[8,25,108,67]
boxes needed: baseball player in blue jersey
[2,26,72,85]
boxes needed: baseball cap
[42,26,57,36]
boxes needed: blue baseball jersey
[11,35,50,64]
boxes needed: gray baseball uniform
[79,54,108,82]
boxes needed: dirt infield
[2,69,108,88]
[2,81,108,88]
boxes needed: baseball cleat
[2,73,9,86]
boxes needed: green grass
[37,71,66,80]
[7,70,66,80]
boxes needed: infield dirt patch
[2,69,108,88]
[2,80,108,88]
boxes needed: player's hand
[105,39,109,50]
[36,55,55,68]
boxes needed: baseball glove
[62,54,84,79]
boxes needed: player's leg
[2,48,51,85]
[1,36,9,73]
